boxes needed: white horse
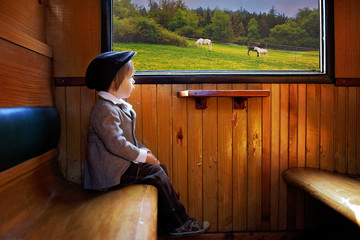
[196,38,212,50]
[254,47,268,57]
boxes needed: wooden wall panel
[46,0,101,77]
[279,84,289,230]
[247,84,262,231]
[270,84,280,230]
[141,85,158,156]
[334,87,347,173]
[335,0,360,78]
[261,83,271,231]
[187,84,203,221]
[0,0,46,42]
[347,88,357,175]
[287,84,298,230]
[128,86,143,143]
[57,82,360,232]
[217,84,233,232]
[171,84,188,209]
[358,88,360,176]
[202,84,218,232]
[320,85,334,171]
[55,87,67,177]
[232,84,248,231]
[156,85,173,179]
[0,39,53,107]
[65,87,81,183]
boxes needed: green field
[114,41,319,71]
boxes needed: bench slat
[0,161,158,240]
[283,168,360,227]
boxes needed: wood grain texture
[156,85,173,180]
[217,84,233,232]
[202,84,218,232]
[66,87,82,183]
[0,161,158,240]
[141,85,158,156]
[261,83,271,230]
[0,149,58,187]
[287,84,298,230]
[232,84,248,231]
[270,84,280,230]
[306,84,321,168]
[80,87,96,181]
[0,21,53,58]
[279,84,289,230]
[320,84,334,171]
[0,0,46,42]
[57,83,360,232]
[46,0,101,77]
[283,168,360,227]
[127,85,143,144]
[187,84,203,221]
[171,84,188,209]
[347,87,357,175]
[247,84,262,231]
[334,87,347,173]
[0,38,54,107]
[334,0,360,78]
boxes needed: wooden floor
[158,230,360,240]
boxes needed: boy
[84,51,210,237]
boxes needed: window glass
[113,0,325,75]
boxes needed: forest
[113,0,320,49]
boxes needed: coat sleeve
[93,105,140,162]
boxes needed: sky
[131,0,319,18]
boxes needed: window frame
[102,0,334,84]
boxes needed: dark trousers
[120,163,189,231]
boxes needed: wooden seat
[283,168,360,227]
[0,158,158,240]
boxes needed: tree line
[113,0,319,49]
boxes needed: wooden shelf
[177,90,270,110]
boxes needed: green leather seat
[0,107,60,171]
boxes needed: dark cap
[85,51,136,91]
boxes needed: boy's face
[113,66,135,99]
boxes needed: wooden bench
[0,107,158,240]
[283,167,360,227]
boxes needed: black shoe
[169,218,210,238]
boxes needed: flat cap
[85,51,136,91]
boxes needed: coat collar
[98,92,134,119]
[98,91,133,110]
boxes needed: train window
[105,0,333,83]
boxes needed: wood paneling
[187,84,203,221]
[202,84,218,232]
[0,21,53,58]
[0,0,46,42]
[335,0,360,78]
[233,84,248,231]
[46,0,101,77]
[0,38,53,107]
[51,0,360,233]
[217,84,233,232]
[56,83,360,232]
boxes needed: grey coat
[84,96,144,190]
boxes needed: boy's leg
[120,163,189,231]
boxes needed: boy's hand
[146,153,160,165]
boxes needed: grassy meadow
[114,41,319,71]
